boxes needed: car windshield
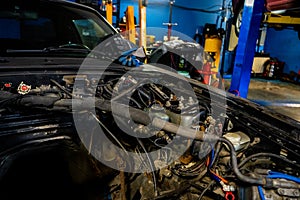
[0,0,116,56]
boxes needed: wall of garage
[119,0,224,42]
[264,28,300,75]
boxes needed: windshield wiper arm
[6,44,91,54]
[44,46,90,54]
[6,49,46,53]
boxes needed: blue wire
[211,173,220,182]
[209,145,215,168]
[257,186,266,200]
[268,171,300,183]
[258,171,300,200]
[261,171,300,200]
[208,145,221,182]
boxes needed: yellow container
[204,36,222,74]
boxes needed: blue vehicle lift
[229,0,265,98]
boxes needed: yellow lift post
[126,6,136,44]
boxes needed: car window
[73,19,108,50]
[0,0,116,54]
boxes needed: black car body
[1,0,300,200]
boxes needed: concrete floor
[229,78,300,122]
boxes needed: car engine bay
[0,61,300,200]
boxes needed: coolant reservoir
[223,131,251,151]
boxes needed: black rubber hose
[0,91,60,108]
[221,140,299,188]
[237,152,300,169]
[18,96,61,107]
[218,137,265,185]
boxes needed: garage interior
[1,0,300,200]
[76,0,300,122]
